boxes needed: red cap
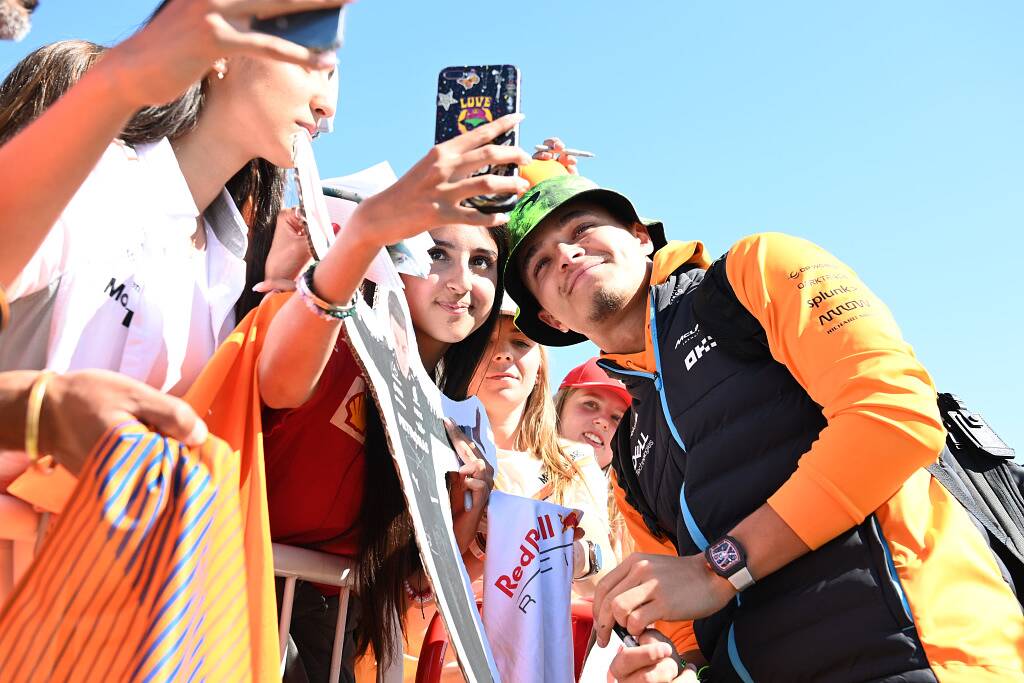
[558,357,632,408]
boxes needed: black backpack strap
[692,255,771,360]
[926,453,1014,551]
[932,394,1024,572]
[926,450,1024,598]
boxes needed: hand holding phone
[435,65,521,214]
[252,7,346,52]
[334,114,530,254]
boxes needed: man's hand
[592,552,736,647]
[532,136,579,175]
[41,370,207,475]
[610,630,700,683]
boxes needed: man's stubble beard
[0,1,30,41]
[588,285,628,325]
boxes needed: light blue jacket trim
[727,624,755,683]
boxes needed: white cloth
[1,138,247,395]
[579,631,626,683]
[483,491,582,683]
[495,446,615,599]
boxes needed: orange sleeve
[611,471,699,655]
[725,233,945,550]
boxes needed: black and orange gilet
[603,234,1023,682]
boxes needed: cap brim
[559,381,633,409]
[506,188,666,347]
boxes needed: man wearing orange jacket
[502,174,1024,682]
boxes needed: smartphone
[252,7,345,52]
[435,65,521,214]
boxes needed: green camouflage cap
[504,175,666,347]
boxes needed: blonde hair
[552,386,576,433]
[514,346,581,504]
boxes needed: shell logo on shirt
[330,376,367,444]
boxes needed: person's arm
[726,232,946,552]
[1,0,352,287]
[0,369,206,475]
[259,114,531,408]
[610,473,700,657]
[594,232,946,648]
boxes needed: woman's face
[558,388,628,468]
[470,316,542,411]
[211,56,338,168]
[402,226,499,364]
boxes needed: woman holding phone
[255,113,530,680]
[0,0,343,397]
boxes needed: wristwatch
[704,535,755,592]
[575,540,603,580]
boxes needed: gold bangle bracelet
[25,370,56,469]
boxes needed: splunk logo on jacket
[494,510,580,605]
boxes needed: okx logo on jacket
[483,491,582,683]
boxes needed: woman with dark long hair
[0,39,106,146]
[0,0,338,396]
[253,111,529,680]
[0,0,349,286]
[263,223,508,680]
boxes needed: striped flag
[0,422,254,682]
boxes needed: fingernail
[188,419,209,446]
[659,643,672,657]
[494,213,510,222]
[509,113,525,122]
[314,50,339,68]
[464,491,473,512]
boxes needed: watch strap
[728,566,755,592]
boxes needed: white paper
[291,132,334,261]
[322,162,434,287]
[442,395,499,473]
[579,632,625,683]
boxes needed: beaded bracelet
[403,579,434,605]
[296,263,358,322]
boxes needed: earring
[212,59,227,80]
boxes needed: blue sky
[2,1,1021,449]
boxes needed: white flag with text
[483,491,582,682]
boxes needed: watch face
[709,539,742,573]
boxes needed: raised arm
[258,114,532,408]
[0,0,352,286]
